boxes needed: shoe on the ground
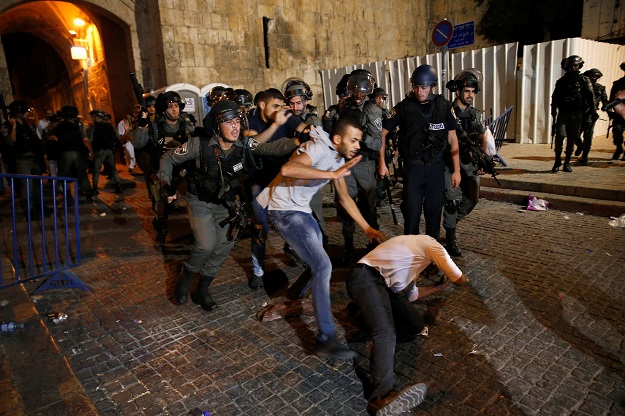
[191,290,217,311]
[612,149,623,160]
[366,383,428,416]
[551,161,561,173]
[563,164,572,172]
[249,274,263,289]
[574,146,582,156]
[579,157,588,165]
[316,337,357,360]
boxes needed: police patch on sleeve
[174,142,188,155]
[247,137,260,150]
[388,107,397,119]
[373,118,382,131]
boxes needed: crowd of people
[2,60,625,415]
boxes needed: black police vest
[339,101,379,156]
[397,95,448,163]
[191,139,246,204]
[14,123,43,160]
[55,121,85,152]
[91,122,118,151]
[557,74,585,110]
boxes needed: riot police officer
[443,70,486,257]
[579,68,609,164]
[87,109,123,194]
[160,100,301,311]
[379,65,461,240]
[132,91,193,244]
[550,55,596,172]
[337,70,383,262]
[203,85,227,116]
[368,87,389,119]
[609,62,625,160]
[284,79,321,127]
[322,73,351,133]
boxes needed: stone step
[480,186,625,217]
[481,176,625,202]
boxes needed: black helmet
[144,95,156,107]
[448,68,483,93]
[155,91,185,113]
[283,79,313,101]
[368,87,388,100]
[410,65,438,86]
[561,55,584,71]
[89,109,107,119]
[59,105,79,119]
[620,62,625,72]
[336,74,351,98]
[347,70,375,95]
[210,100,242,125]
[233,89,253,108]
[584,68,603,79]
[206,86,227,104]
[8,100,31,116]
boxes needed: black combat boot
[444,227,462,257]
[192,275,217,311]
[174,265,195,305]
[563,154,573,172]
[551,157,562,173]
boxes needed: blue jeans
[250,183,269,277]
[183,194,233,279]
[269,210,336,339]
[347,265,424,397]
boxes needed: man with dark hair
[579,69,609,164]
[245,88,307,288]
[88,110,123,194]
[347,234,467,415]
[257,117,386,359]
[609,62,625,160]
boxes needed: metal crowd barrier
[0,173,93,293]
[488,105,514,167]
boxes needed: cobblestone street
[17,166,624,416]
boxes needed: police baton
[382,176,398,225]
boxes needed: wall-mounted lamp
[71,45,88,60]
[73,18,86,27]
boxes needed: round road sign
[432,20,454,48]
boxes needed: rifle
[219,199,254,243]
[551,120,556,149]
[382,176,398,225]
[129,72,149,127]
[455,121,500,185]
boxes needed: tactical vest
[91,122,118,152]
[55,120,85,152]
[557,74,585,110]
[14,123,43,160]
[146,120,188,173]
[191,139,246,204]
[397,95,449,163]
[339,101,379,156]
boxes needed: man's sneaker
[366,383,428,416]
[316,337,357,360]
[249,274,263,289]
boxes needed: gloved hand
[159,183,174,201]
[138,111,149,127]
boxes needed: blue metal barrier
[488,105,514,167]
[0,173,93,293]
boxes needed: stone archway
[0,0,141,124]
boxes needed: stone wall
[157,0,489,109]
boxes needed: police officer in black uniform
[550,55,596,172]
[443,70,486,257]
[579,68,609,165]
[51,105,95,203]
[379,65,461,240]
[87,109,123,195]
[6,100,46,211]
[159,100,301,311]
[132,91,193,244]
[337,70,383,262]
[609,62,625,160]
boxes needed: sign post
[431,19,454,91]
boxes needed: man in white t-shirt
[347,234,468,415]
[257,117,386,360]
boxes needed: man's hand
[365,227,387,244]
[378,163,389,178]
[138,110,149,127]
[332,155,361,179]
[451,171,461,188]
[273,106,293,126]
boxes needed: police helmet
[219,88,236,102]
[368,87,388,100]
[144,95,156,107]
[335,74,351,98]
[347,71,375,95]
[450,68,483,93]
[584,68,603,79]
[282,78,313,101]
[8,100,31,116]
[411,65,438,86]
[206,86,227,104]
[155,91,185,113]
[59,105,79,119]
[620,62,625,72]
[561,55,584,71]
[89,109,107,119]
[233,89,254,108]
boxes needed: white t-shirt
[358,235,463,299]
[256,127,344,213]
